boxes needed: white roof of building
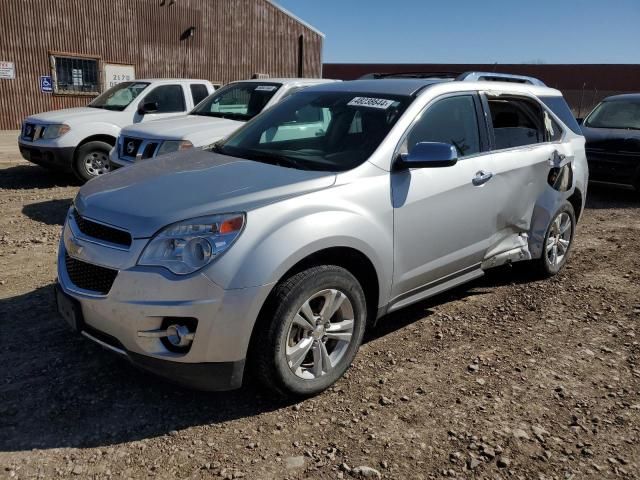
[267,0,325,38]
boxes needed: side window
[143,85,186,113]
[487,97,545,149]
[190,84,209,106]
[405,95,481,158]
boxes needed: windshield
[88,82,150,111]
[215,91,412,171]
[191,82,282,121]
[584,100,640,130]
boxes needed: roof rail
[359,71,460,80]
[457,71,546,86]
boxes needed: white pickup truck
[109,78,337,168]
[18,79,215,182]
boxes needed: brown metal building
[0,0,324,129]
[324,63,640,117]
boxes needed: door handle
[472,170,494,186]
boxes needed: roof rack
[456,71,546,86]
[359,71,460,80]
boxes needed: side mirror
[138,101,159,115]
[576,117,584,125]
[396,142,458,169]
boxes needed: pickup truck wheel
[253,266,367,398]
[74,141,112,182]
[531,202,576,277]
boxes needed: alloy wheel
[546,212,572,267]
[285,288,355,380]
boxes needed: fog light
[166,324,193,347]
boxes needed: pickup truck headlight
[138,213,245,275]
[156,140,193,156]
[41,124,70,139]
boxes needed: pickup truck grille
[73,209,132,247]
[22,123,37,141]
[120,137,143,158]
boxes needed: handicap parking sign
[40,75,52,93]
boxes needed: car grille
[64,254,119,295]
[22,123,36,141]
[73,209,132,247]
[120,137,143,158]
[141,141,160,159]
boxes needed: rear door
[480,93,565,262]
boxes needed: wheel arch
[568,187,583,221]
[72,134,118,177]
[258,246,380,327]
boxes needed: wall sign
[0,61,15,79]
[104,63,135,89]
[40,75,53,93]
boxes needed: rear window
[540,96,582,135]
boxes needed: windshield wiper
[238,149,309,170]
[192,111,249,120]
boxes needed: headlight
[156,140,194,156]
[41,124,70,139]
[138,213,245,274]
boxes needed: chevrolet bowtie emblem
[68,235,83,256]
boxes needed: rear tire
[74,140,113,183]
[530,202,576,277]
[252,265,367,398]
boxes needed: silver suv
[55,73,588,397]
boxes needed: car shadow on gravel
[0,266,546,452]
[368,264,537,342]
[0,285,294,452]
[586,183,639,209]
[22,198,73,225]
[0,164,79,190]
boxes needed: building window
[50,54,100,95]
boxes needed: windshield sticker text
[255,85,277,92]
[347,97,395,109]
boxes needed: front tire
[253,266,367,398]
[74,140,113,183]
[531,201,576,277]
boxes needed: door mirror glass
[138,101,159,115]
[397,142,458,169]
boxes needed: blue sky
[275,0,640,64]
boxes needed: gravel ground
[0,148,639,479]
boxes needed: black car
[580,94,640,192]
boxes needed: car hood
[120,115,244,145]
[581,125,640,153]
[75,149,336,238]
[26,107,123,125]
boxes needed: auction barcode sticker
[255,85,277,91]
[347,97,395,109]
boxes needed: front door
[391,93,497,299]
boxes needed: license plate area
[55,285,83,332]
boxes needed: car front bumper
[586,150,640,187]
[108,147,133,169]
[19,140,75,172]
[56,227,274,391]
